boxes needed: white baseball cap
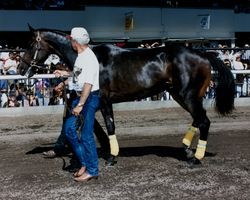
[67,27,90,44]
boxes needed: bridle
[24,31,50,77]
[31,31,42,66]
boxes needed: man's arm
[77,83,92,107]
[53,69,71,92]
[54,69,72,77]
[71,83,92,116]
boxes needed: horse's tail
[206,52,235,115]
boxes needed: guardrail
[1,69,250,108]
[0,74,57,80]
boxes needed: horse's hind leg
[185,101,211,165]
[182,125,198,159]
[170,92,210,165]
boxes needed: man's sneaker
[43,150,57,158]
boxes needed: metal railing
[1,70,250,108]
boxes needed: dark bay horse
[19,27,235,165]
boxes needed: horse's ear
[28,23,35,32]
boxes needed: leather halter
[24,31,49,77]
[31,31,42,66]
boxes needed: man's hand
[72,105,83,116]
[54,70,70,78]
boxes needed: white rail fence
[0,74,59,108]
[0,72,250,117]
[0,70,250,108]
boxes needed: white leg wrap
[194,139,207,160]
[109,135,119,156]
[182,126,198,147]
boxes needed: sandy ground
[0,106,250,200]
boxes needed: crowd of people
[216,44,250,97]
[0,47,64,108]
[1,41,250,108]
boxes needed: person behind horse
[43,80,75,158]
[54,27,100,182]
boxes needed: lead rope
[60,78,71,118]
[60,78,83,136]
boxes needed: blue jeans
[54,119,69,155]
[65,91,100,176]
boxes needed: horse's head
[19,26,55,77]
[19,26,75,78]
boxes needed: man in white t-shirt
[54,27,100,182]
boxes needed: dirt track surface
[0,106,250,200]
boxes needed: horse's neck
[46,32,77,69]
[53,42,76,69]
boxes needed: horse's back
[95,44,178,102]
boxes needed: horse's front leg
[100,99,119,166]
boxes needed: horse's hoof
[105,155,117,166]
[187,157,201,167]
[183,146,194,159]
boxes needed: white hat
[69,27,90,44]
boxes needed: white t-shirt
[68,47,99,92]
[3,58,17,74]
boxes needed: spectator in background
[0,75,8,107]
[44,54,60,72]
[15,83,26,107]
[29,94,39,106]
[216,44,224,58]
[34,79,50,106]
[233,54,247,97]
[241,44,250,69]
[25,88,39,106]
[15,54,21,73]
[0,46,9,74]
[220,45,234,62]
[0,45,3,74]
[233,54,246,70]
[223,59,232,69]
[8,94,20,107]
[3,52,18,75]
